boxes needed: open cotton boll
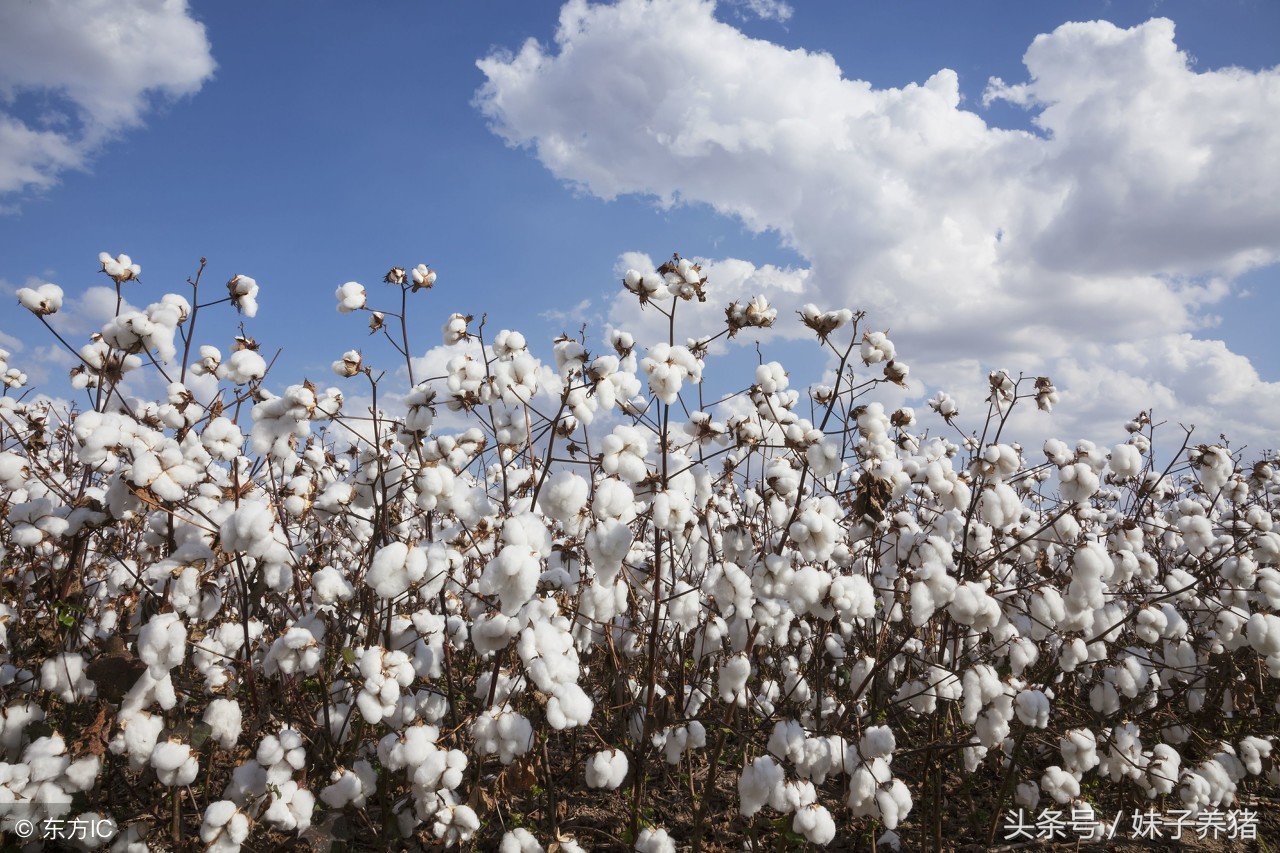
[1239,736,1272,776]
[738,755,784,817]
[792,803,836,845]
[310,565,355,607]
[99,251,141,281]
[137,612,187,679]
[641,343,701,404]
[718,653,751,703]
[40,652,96,702]
[1059,729,1099,774]
[261,780,315,832]
[478,544,542,616]
[585,748,628,789]
[1109,443,1144,478]
[367,541,428,599]
[948,581,1001,631]
[16,283,64,316]
[227,274,259,317]
[860,725,896,760]
[1014,689,1051,729]
[442,312,470,345]
[546,683,593,730]
[471,704,533,764]
[1015,781,1040,810]
[634,827,676,853]
[320,761,377,809]
[1040,766,1080,804]
[1058,462,1100,504]
[1145,743,1181,796]
[538,470,588,525]
[860,331,895,365]
[335,281,366,313]
[218,349,267,385]
[978,482,1022,528]
[152,740,199,786]
[355,647,416,724]
[201,800,250,852]
[204,698,243,749]
[1246,613,1280,655]
[110,709,165,770]
[874,779,913,831]
[501,828,544,853]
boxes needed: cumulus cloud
[476,0,1280,449]
[0,0,215,196]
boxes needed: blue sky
[1,0,1278,451]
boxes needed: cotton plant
[0,250,1278,849]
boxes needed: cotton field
[1,253,1277,850]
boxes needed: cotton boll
[99,252,141,281]
[201,800,250,851]
[478,544,542,616]
[545,683,593,731]
[203,698,243,749]
[335,282,366,313]
[442,312,471,345]
[226,274,259,318]
[320,761,377,809]
[641,343,701,404]
[792,803,836,845]
[1239,736,1272,776]
[1014,781,1040,810]
[775,779,817,813]
[201,417,245,461]
[137,612,186,678]
[40,652,96,702]
[1109,443,1144,478]
[860,725,896,760]
[1058,462,1100,504]
[829,574,876,620]
[538,470,588,525]
[367,541,428,599]
[585,748,629,789]
[261,781,315,832]
[1059,729,1099,774]
[1014,689,1050,729]
[1043,439,1072,466]
[948,581,1001,631]
[1040,765,1080,804]
[310,565,355,607]
[500,828,544,853]
[1145,743,1181,796]
[152,740,199,786]
[1246,613,1280,655]
[16,283,64,315]
[978,482,1022,529]
[634,827,676,853]
[471,704,533,764]
[874,779,912,831]
[860,331,895,365]
[218,349,267,385]
[738,755,784,817]
[718,653,750,703]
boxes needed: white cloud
[0,0,215,196]
[50,284,141,336]
[724,0,791,23]
[477,1,1280,450]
